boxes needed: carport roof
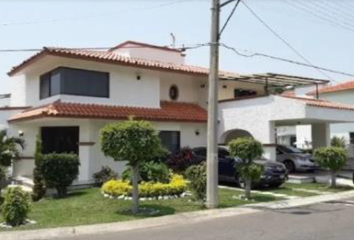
[220,72,329,88]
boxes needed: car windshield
[281,145,304,154]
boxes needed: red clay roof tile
[307,81,354,95]
[8,101,207,123]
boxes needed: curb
[2,190,354,240]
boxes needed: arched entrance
[221,129,253,144]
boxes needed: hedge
[102,174,187,198]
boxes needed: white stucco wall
[112,43,185,65]
[10,118,207,184]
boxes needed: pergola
[219,72,330,97]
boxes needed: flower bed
[101,174,187,200]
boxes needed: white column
[263,121,277,161]
[77,121,92,183]
[311,123,330,150]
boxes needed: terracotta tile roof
[281,96,354,111]
[307,81,354,95]
[8,101,207,123]
[8,47,240,78]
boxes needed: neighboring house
[2,40,354,185]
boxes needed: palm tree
[0,130,25,197]
[0,129,25,169]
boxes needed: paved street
[52,197,354,240]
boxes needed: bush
[166,147,201,173]
[331,136,346,149]
[32,137,46,201]
[122,161,170,183]
[39,153,80,198]
[185,163,206,201]
[314,147,347,187]
[102,174,187,198]
[1,187,31,227]
[93,166,118,186]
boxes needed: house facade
[1,41,268,185]
[2,41,354,185]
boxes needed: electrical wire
[220,43,354,79]
[219,0,241,37]
[240,0,334,81]
[0,0,206,27]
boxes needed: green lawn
[0,188,280,231]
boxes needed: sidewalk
[2,190,354,240]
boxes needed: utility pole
[206,0,220,209]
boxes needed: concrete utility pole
[206,0,220,209]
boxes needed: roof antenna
[170,33,176,48]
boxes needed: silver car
[276,145,316,173]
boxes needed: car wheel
[284,160,296,173]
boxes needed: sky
[0,0,354,94]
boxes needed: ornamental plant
[1,187,31,227]
[185,162,207,201]
[0,130,25,168]
[39,153,80,198]
[314,147,347,188]
[330,136,346,149]
[92,166,119,186]
[32,137,46,201]
[166,147,197,173]
[100,119,165,214]
[122,161,170,183]
[228,137,264,200]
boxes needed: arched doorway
[221,129,253,144]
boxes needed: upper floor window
[40,67,109,100]
[169,85,179,101]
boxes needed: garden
[0,121,353,231]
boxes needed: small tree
[185,162,206,201]
[32,137,46,201]
[100,119,165,214]
[330,136,346,149]
[228,137,264,199]
[314,147,347,188]
[39,153,80,198]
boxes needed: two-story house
[3,40,354,183]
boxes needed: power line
[280,0,354,34]
[0,0,206,27]
[0,43,209,53]
[219,0,241,37]
[220,43,354,79]
[240,0,334,81]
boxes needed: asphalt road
[53,198,354,240]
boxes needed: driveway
[53,197,354,240]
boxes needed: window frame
[39,67,110,100]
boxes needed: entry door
[41,127,79,154]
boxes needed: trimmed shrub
[166,147,201,173]
[102,174,187,198]
[0,130,25,167]
[93,166,118,186]
[39,153,80,198]
[1,187,31,227]
[185,163,207,201]
[122,161,170,183]
[229,137,264,199]
[314,147,347,187]
[32,137,46,201]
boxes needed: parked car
[191,147,288,188]
[276,144,316,173]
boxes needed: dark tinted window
[159,131,180,153]
[234,89,257,98]
[41,127,79,154]
[39,67,109,99]
[218,149,230,158]
[40,73,51,99]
